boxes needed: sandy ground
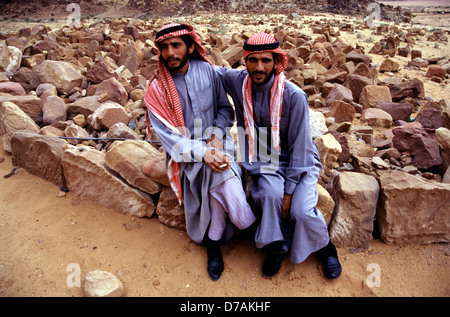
[0,140,449,298]
[0,8,449,300]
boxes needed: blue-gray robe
[216,67,330,263]
[148,59,240,244]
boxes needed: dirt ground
[0,4,450,300]
[0,140,449,298]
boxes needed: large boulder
[88,101,130,130]
[104,140,164,194]
[378,171,450,244]
[30,60,84,95]
[10,130,66,187]
[359,85,392,109]
[0,101,40,152]
[156,187,186,231]
[329,171,380,248]
[61,145,156,218]
[0,95,42,123]
[392,123,442,169]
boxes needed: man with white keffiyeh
[216,33,342,279]
[143,23,256,281]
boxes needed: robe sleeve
[148,110,208,163]
[210,66,235,138]
[284,88,319,195]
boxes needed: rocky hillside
[0,0,410,23]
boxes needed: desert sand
[0,2,449,302]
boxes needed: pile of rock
[0,15,449,252]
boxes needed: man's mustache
[166,57,180,63]
[251,71,267,76]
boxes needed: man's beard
[249,68,275,86]
[162,50,190,72]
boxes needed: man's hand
[281,193,292,220]
[206,134,223,151]
[204,148,231,173]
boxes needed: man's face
[159,36,194,73]
[246,51,276,86]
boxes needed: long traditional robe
[148,59,242,244]
[216,67,330,263]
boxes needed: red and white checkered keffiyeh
[242,33,288,163]
[143,23,212,204]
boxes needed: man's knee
[253,184,283,208]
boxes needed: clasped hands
[204,134,231,173]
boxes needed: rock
[42,95,67,125]
[0,95,42,123]
[359,85,392,109]
[378,171,450,244]
[343,74,373,102]
[309,110,328,139]
[301,67,317,85]
[435,127,450,168]
[371,156,389,169]
[417,108,443,130]
[73,114,87,127]
[142,153,170,187]
[443,166,450,183]
[380,57,401,72]
[426,65,446,79]
[329,171,380,248]
[314,133,342,187]
[343,132,376,158]
[64,124,90,145]
[361,108,393,128]
[84,270,125,297]
[328,100,356,123]
[105,140,163,194]
[106,122,142,140]
[222,43,243,68]
[0,44,22,75]
[67,96,102,119]
[118,42,144,75]
[380,78,425,102]
[346,53,372,66]
[375,101,414,122]
[88,101,130,130]
[325,83,353,107]
[61,145,156,218]
[156,187,186,230]
[30,60,84,95]
[94,77,128,106]
[392,123,442,169]
[410,57,429,68]
[440,99,450,130]
[315,183,334,226]
[10,131,66,187]
[0,101,40,152]
[85,60,118,84]
[0,82,26,96]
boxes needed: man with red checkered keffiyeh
[143,23,256,281]
[216,32,342,279]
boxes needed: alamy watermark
[66,262,81,288]
[162,119,280,172]
[366,263,381,288]
[66,3,81,28]
[364,3,381,28]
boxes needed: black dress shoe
[316,241,342,279]
[205,242,224,281]
[263,240,289,255]
[321,255,342,279]
[262,253,286,278]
